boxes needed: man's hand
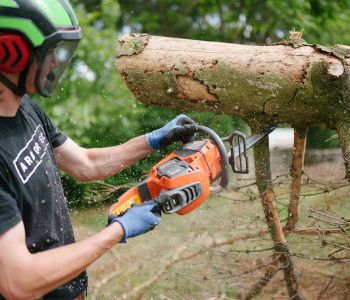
[108,200,161,242]
[146,114,197,150]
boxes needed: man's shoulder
[20,95,41,112]
[20,95,48,121]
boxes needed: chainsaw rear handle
[195,125,230,192]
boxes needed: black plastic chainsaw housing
[158,182,203,214]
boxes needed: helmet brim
[35,28,82,97]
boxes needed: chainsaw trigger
[151,200,162,216]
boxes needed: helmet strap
[0,72,21,95]
[17,58,31,96]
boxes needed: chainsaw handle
[196,125,230,192]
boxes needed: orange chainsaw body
[109,140,223,216]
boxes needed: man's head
[0,0,82,97]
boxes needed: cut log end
[328,61,345,77]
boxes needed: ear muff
[0,33,30,74]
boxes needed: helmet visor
[36,39,79,97]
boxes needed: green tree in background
[36,0,349,205]
[118,0,350,44]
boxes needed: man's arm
[54,135,153,182]
[54,114,197,182]
[0,221,123,300]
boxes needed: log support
[252,127,302,299]
[337,119,350,181]
[284,127,308,235]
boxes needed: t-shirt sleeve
[0,174,21,235]
[26,97,68,148]
[43,116,68,148]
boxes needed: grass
[70,174,350,300]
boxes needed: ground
[71,148,350,300]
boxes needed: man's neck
[0,87,22,117]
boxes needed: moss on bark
[121,59,349,129]
[116,34,150,58]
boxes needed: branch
[244,262,283,300]
[90,248,124,300]
[317,276,334,300]
[115,229,268,300]
[292,227,350,235]
[252,133,302,299]
[287,252,350,262]
[84,181,132,203]
[284,127,307,235]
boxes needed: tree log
[115,34,350,129]
[115,34,350,180]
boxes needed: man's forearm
[55,135,153,182]
[83,135,153,181]
[1,222,123,299]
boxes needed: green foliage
[37,0,132,147]
[306,128,340,149]
[118,0,350,45]
[36,1,146,203]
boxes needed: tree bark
[116,34,350,127]
[337,119,350,181]
[284,128,307,235]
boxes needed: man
[0,1,196,299]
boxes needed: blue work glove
[109,200,161,243]
[146,114,197,150]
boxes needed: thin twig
[317,276,334,300]
[287,252,350,262]
[244,263,283,300]
[292,227,350,235]
[310,208,350,223]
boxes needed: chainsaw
[109,124,276,217]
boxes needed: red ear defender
[0,33,30,73]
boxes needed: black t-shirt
[0,96,88,299]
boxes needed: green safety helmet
[0,0,82,97]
